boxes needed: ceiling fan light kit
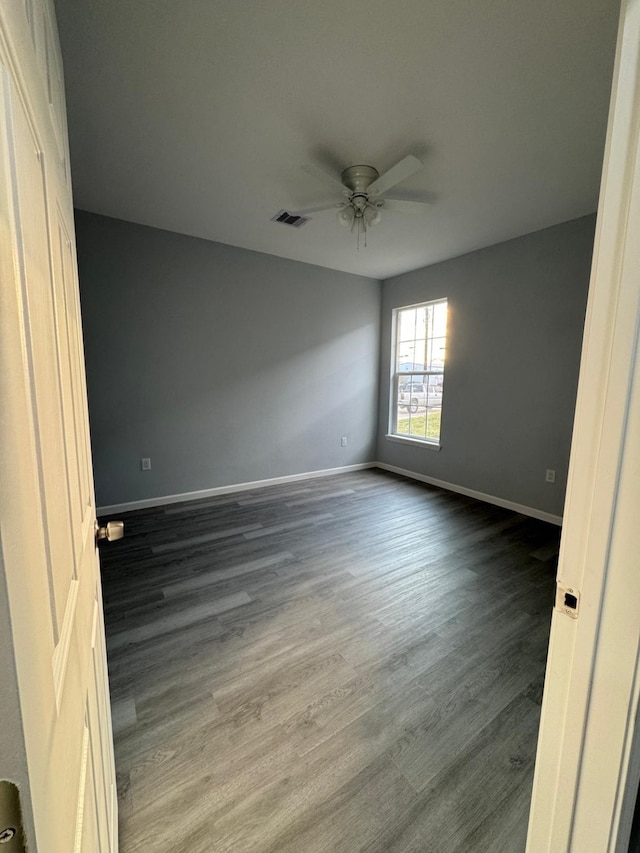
[284,154,431,248]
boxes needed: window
[389,299,447,445]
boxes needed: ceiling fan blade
[301,163,346,191]
[381,198,431,215]
[368,155,424,196]
[289,202,342,216]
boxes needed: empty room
[2,0,640,852]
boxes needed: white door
[527,0,640,849]
[0,1,117,850]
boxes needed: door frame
[526,0,640,848]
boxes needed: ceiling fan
[291,154,430,246]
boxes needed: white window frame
[388,298,447,448]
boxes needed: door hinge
[0,781,25,850]
[556,581,580,619]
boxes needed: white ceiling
[53,0,620,279]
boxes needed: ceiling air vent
[271,209,310,228]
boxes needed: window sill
[385,434,441,451]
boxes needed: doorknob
[95,520,124,542]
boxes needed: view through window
[391,299,447,443]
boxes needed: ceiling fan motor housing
[341,165,379,194]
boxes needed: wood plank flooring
[100,469,559,853]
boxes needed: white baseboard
[375,462,563,526]
[98,460,563,526]
[96,462,376,515]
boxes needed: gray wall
[377,216,595,518]
[77,211,594,517]
[75,211,381,507]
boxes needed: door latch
[556,581,580,619]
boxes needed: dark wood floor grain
[100,469,559,853]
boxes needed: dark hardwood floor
[100,469,559,853]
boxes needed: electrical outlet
[141,457,151,471]
[545,469,556,483]
[341,436,348,447]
